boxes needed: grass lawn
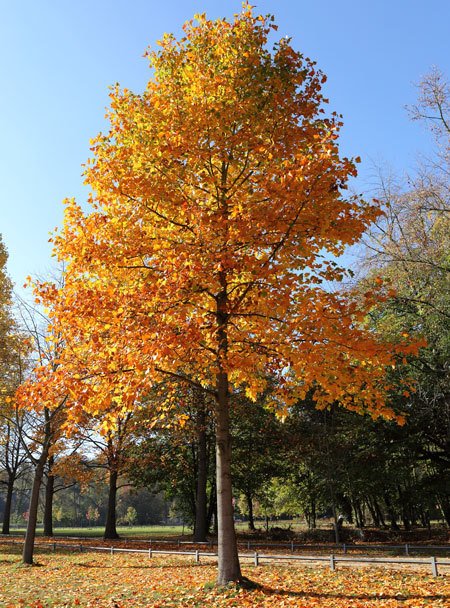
[6,525,186,539]
[0,546,448,607]
[5,518,328,539]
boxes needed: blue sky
[1,0,449,288]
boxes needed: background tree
[0,235,30,534]
[14,297,70,563]
[362,68,450,526]
[0,407,29,534]
[231,392,285,531]
[126,388,217,540]
[72,410,137,540]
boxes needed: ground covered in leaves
[0,550,448,607]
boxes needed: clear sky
[1,0,449,289]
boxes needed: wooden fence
[1,538,449,576]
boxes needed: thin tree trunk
[207,483,216,533]
[103,469,119,540]
[43,460,55,537]
[384,493,400,531]
[22,455,47,564]
[311,496,316,529]
[366,497,380,527]
[215,369,241,585]
[193,398,208,542]
[437,495,450,527]
[2,476,15,535]
[246,491,255,531]
[214,261,241,585]
[373,498,386,528]
[355,501,365,528]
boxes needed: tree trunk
[43,463,55,537]
[23,455,47,564]
[373,498,387,528]
[339,494,353,524]
[397,486,411,531]
[384,493,400,531]
[193,399,208,542]
[215,369,241,585]
[214,261,241,585]
[207,483,216,533]
[366,497,380,527]
[103,469,119,540]
[2,476,15,535]
[246,491,255,531]
[355,501,365,528]
[437,495,450,527]
[311,495,317,529]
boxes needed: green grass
[5,524,187,539]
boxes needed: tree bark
[193,401,208,542]
[215,370,241,585]
[22,455,47,564]
[103,469,119,540]
[43,459,55,537]
[1,476,15,535]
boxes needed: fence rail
[2,533,449,556]
[1,538,448,577]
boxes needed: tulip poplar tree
[32,7,419,584]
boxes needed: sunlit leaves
[19,7,422,439]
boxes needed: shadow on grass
[72,561,204,570]
[258,584,449,603]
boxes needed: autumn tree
[13,294,72,563]
[33,7,418,583]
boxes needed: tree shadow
[259,585,449,603]
[73,561,203,570]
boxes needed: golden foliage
[18,7,421,427]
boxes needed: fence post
[330,555,336,571]
[430,556,438,577]
[291,540,294,552]
[110,546,114,556]
[343,543,347,554]
[195,550,199,563]
[254,552,259,566]
[149,547,152,558]
[247,541,250,550]
[405,544,409,556]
